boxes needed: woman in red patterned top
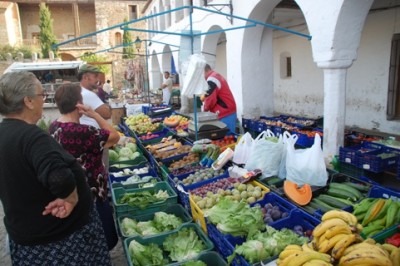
[49,83,120,250]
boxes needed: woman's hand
[76,103,97,119]
[42,188,78,219]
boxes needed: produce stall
[106,111,400,266]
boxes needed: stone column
[72,3,80,45]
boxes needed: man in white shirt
[160,71,173,104]
[78,64,111,128]
[103,80,112,94]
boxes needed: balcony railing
[23,37,97,49]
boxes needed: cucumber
[329,182,363,200]
[326,187,358,202]
[302,204,318,215]
[341,181,371,192]
[316,194,350,209]
[310,198,336,213]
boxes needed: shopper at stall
[202,64,237,133]
[49,83,120,251]
[0,71,112,265]
[78,64,112,128]
[161,71,173,104]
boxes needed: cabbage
[109,149,119,161]
[128,240,167,266]
[119,147,134,159]
[126,142,137,153]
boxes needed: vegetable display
[121,211,183,237]
[118,190,169,209]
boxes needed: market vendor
[160,71,173,104]
[202,64,237,133]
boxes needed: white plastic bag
[181,54,208,97]
[232,132,253,165]
[285,133,328,186]
[278,131,298,179]
[245,130,284,177]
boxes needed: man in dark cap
[77,64,111,128]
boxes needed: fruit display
[211,135,237,151]
[277,209,399,265]
[139,132,160,141]
[169,164,206,176]
[174,167,226,186]
[257,202,290,225]
[163,114,189,130]
[191,179,267,209]
[125,113,162,134]
[353,197,400,238]
[154,145,192,160]
[284,180,312,206]
[166,153,200,171]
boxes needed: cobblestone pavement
[0,108,128,266]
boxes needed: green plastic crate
[372,224,400,243]
[177,251,228,266]
[117,204,193,239]
[123,223,214,266]
[109,149,148,169]
[112,181,177,214]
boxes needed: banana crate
[112,181,177,215]
[123,223,214,266]
[190,180,270,233]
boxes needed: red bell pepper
[386,232,400,247]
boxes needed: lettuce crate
[181,251,228,266]
[108,163,157,184]
[123,223,214,266]
[224,209,319,266]
[190,181,270,233]
[109,148,148,170]
[116,204,192,239]
[112,181,177,215]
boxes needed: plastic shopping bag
[245,130,284,177]
[277,131,298,179]
[232,132,253,165]
[285,133,328,187]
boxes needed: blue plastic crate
[357,147,400,173]
[172,171,229,213]
[136,127,174,145]
[368,185,400,200]
[339,142,383,166]
[242,118,251,129]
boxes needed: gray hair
[0,72,39,115]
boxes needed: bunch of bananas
[277,244,333,266]
[353,197,400,238]
[337,239,398,266]
[311,210,361,261]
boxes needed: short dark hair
[54,83,82,114]
[164,71,170,75]
[204,64,212,71]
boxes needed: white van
[4,61,84,108]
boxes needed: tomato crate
[190,181,270,233]
[339,142,383,166]
[116,204,192,239]
[112,181,178,215]
[357,147,400,173]
[123,223,214,266]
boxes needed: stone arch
[202,25,227,78]
[149,48,162,89]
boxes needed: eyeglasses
[36,93,48,100]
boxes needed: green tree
[122,18,135,59]
[80,52,110,75]
[39,3,58,58]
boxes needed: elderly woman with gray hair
[0,72,111,265]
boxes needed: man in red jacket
[202,64,237,133]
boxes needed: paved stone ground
[0,108,128,266]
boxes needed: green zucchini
[329,182,363,200]
[309,198,335,213]
[341,181,371,192]
[316,194,350,209]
